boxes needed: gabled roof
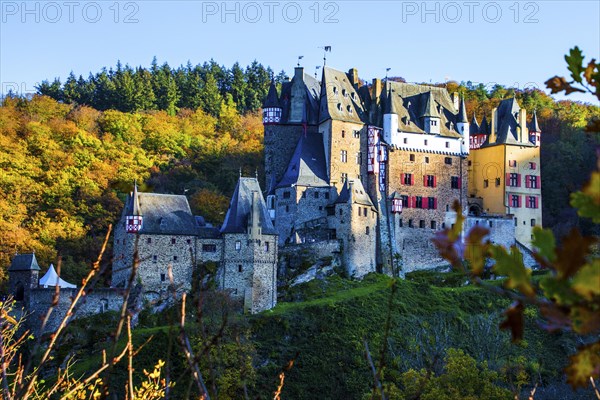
[263,81,281,108]
[470,113,480,134]
[8,253,41,272]
[335,179,375,208]
[124,191,198,235]
[529,110,541,133]
[39,264,76,288]
[382,82,462,138]
[279,72,321,125]
[495,97,521,144]
[277,132,329,188]
[319,67,367,124]
[221,177,276,235]
[384,83,397,115]
[479,115,489,135]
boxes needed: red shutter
[506,173,510,186]
[535,197,539,209]
[517,174,521,187]
[525,197,530,208]
[411,174,414,186]
[433,198,438,209]
[457,177,462,189]
[517,195,522,208]
[433,176,437,188]
[423,175,427,186]
[525,176,530,188]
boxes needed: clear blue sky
[1,0,599,104]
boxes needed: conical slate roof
[221,177,276,235]
[263,81,281,108]
[529,110,541,133]
[335,179,375,208]
[479,115,489,135]
[470,113,480,134]
[277,132,329,188]
[457,97,468,123]
[421,92,440,118]
[8,253,41,272]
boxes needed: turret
[529,110,541,146]
[289,67,306,123]
[383,84,399,144]
[456,96,469,154]
[422,92,440,134]
[262,80,282,124]
[126,182,143,233]
[8,253,40,303]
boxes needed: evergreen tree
[230,62,247,112]
[200,73,222,117]
[36,78,62,101]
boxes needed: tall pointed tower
[529,110,541,146]
[456,96,470,155]
[262,81,282,125]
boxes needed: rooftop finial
[255,168,258,179]
[239,167,242,178]
[319,46,332,66]
[297,55,304,67]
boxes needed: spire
[470,112,480,134]
[263,80,281,108]
[421,92,440,118]
[479,115,489,135]
[384,83,397,115]
[457,96,468,123]
[132,181,141,216]
[529,109,541,133]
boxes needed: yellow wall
[468,143,542,250]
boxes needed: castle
[7,64,542,329]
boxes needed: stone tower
[8,253,40,304]
[219,177,278,313]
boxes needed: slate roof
[277,132,329,188]
[479,115,489,135]
[124,191,199,235]
[278,72,321,125]
[221,177,277,235]
[457,97,468,123]
[319,67,367,124]
[470,113,480,134]
[529,110,541,133]
[334,179,375,208]
[494,97,521,145]
[8,253,41,272]
[381,81,462,138]
[263,81,281,108]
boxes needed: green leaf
[572,260,600,300]
[531,227,556,263]
[565,46,585,84]
[565,342,600,388]
[571,171,600,223]
[492,245,535,297]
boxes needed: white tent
[38,264,77,289]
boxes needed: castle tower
[262,81,282,125]
[422,92,441,134]
[220,177,278,313]
[383,84,399,144]
[456,96,470,155]
[8,253,40,304]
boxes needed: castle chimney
[371,79,382,102]
[490,107,498,144]
[289,67,306,123]
[348,68,359,86]
[250,191,261,239]
[348,181,354,205]
[518,108,528,143]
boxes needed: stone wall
[322,120,366,192]
[465,215,515,249]
[196,238,223,263]
[392,226,448,273]
[27,288,124,334]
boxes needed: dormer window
[351,92,356,100]
[337,103,342,111]
[332,86,338,95]
[342,89,347,97]
[346,105,353,114]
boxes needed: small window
[409,154,415,162]
[202,244,217,252]
[425,157,429,164]
[431,221,437,229]
[403,173,413,185]
[153,255,157,262]
[337,103,342,111]
[529,162,536,170]
[415,196,423,208]
[353,130,360,138]
[403,138,408,144]
[264,242,269,252]
[495,177,501,187]
[285,205,290,212]
[484,179,489,188]
[341,150,348,163]
[283,191,291,199]
[531,219,536,227]
[347,105,353,114]
[445,141,450,148]
[341,173,348,182]
[318,206,323,210]
[408,219,414,228]
[341,130,345,138]
[424,139,428,146]
[509,160,517,168]
[366,226,370,235]
[445,157,452,165]
[325,192,330,199]
[173,256,178,261]
[468,160,472,166]
[187,239,191,244]
[160,273,166,282]
[235,241,241,251]
[419,220,425,228]
[238,265,243,273]
[171,238,176,244]
[488,220,493,228]
[314,192,319,199]
[515,218,518,226]
[399,219,403,227]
